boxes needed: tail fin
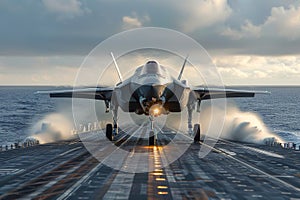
[111,52,123,83]
[178,55,189,80]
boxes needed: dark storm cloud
[0,0,300,56]
[0,0,183,55]
[0,0,121,55]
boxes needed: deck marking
[103,126,145,200]
[25,155,88,199]
[201,142,300,192]
[242,146,284,159]
[57,125,145,199]
[59,146,82,156]
[218,148,237,156]
[0,168,24,175]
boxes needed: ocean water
[233,86,300,145]
[0,86,299,146]
[0,86,56,145]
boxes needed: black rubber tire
[193,124,200,143]
[106,123,113,141]
[149,131,155,146]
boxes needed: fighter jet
[38,53,268,145]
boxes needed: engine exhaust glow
[149,104,162,117]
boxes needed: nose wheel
[149,131,155,146]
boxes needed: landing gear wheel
[149,131,155,146]
[106,123,113,141]
[193,124,201,143]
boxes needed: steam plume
[165,102,284,144]
[200,103,284,144]
[30,113,75,144]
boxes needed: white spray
[165,102,284,144]
[30,113,75,144]
[199,103,284,144]
[29,99,113,144]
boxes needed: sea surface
[0,86,299,146]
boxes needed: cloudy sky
[0,0,300,85]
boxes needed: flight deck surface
[0,130,299,200]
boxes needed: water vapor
[30,113,75,144]
[200,103,284,144]
[165,102,284,144]
[29,99,113,144]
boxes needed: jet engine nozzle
[149,103,165,117]
[138,96,168,116]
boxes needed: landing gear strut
[112,109,118,135]
[149,131,155,146]
[113,123,118,135]
[149,116,156,146]
[187,99,201,144]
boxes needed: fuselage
[111,61,190,116]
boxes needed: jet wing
[192,87,270,100]
[36,87,114,100]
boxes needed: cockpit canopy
[141,60,162,75]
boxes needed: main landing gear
[193,123,201,143]
[106,124,113,141]
[187,101,201,144]
[105,123,119,141]
[105,107,119,141]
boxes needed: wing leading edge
[192,87,270,100]
[36,87,114,100]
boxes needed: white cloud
[0,56,80,85]
[42,0,90,19]
[30,65,76,85]
[122,13,150,30]
[221,20,261,40]
[222,5,300,40]
[218,67,249,79]
[179,0,232,32]
[253,70,268,78]
[263,5,300,40]
[214,55,300,85]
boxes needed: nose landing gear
[149,116,156,146]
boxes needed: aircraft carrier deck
[0,129,299,200]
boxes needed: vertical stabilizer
[178,55,189,80]
[111,52,123,83]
